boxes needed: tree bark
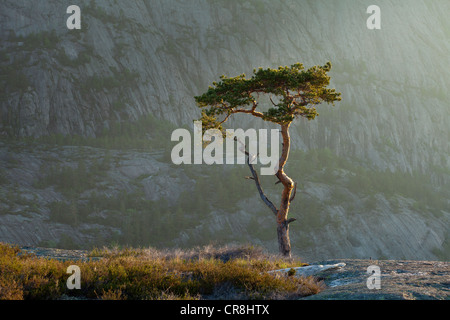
[277,221,291,257]
[276,123,295,258]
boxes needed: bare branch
[235,137,278,216]
[245,155,278,216]
[289,182,298,203]
[269,95,279,107]
[286,218,297,224]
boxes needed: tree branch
[230,108,265,120]
[289,181,298,203]
[219,112,232,125]
[235,137,278,216]
[246,155,278,216]
[251,100,258,112]
[286,218,297,224]
[269,95,279,107]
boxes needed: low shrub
[0,243,324,300]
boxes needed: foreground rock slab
[301,259,450,300]
[268,263,347,277]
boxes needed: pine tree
[195,62,341,257]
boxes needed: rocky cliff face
[0,0,449,261]
[1,0,449,171]
[1,139,448,261]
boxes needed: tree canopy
[195,62,341,132]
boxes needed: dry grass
[0,242,325,300]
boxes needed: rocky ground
[304,259,449,300]
[19,247,449,300]
[19,246,100,262]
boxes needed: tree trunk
[276,123,295,258]
[277,220,292,257]
[242,122,295,258]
